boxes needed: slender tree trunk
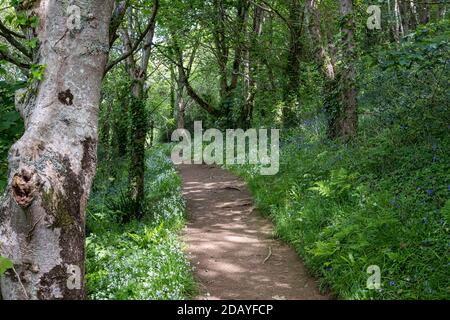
[394,0,404,40]
[0,0,114,300]
[437,2,446,19]
[306,0,342,139]
[306,0,335,81]
[304,3,313,48]
[242,46,251,128]
[101,99,113,160]
[124,2,159,211]
[409,0,419,29]
[400,1,413,33]
[265,11,276,92]
[212,0,229,98]
[337,0,358,139]
[282,0,303,127]
[418,0,430,24]
[128,80,147,209]
[115,95,129,156]
[241,4,264,129]
[176,65,186,129]
[149,121,154,147]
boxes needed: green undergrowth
[227,23,450,300]
[86,145,195,300]
[229,128,449,300]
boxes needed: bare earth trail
[178,164,328,300]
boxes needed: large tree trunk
[0,0,114,299]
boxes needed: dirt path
[178,164,328,300]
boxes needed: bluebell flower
[426,189,433,196]
[389,281,396,286]
[422,217,429,225]
[447,185,450,191]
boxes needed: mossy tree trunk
[122,1,159,213]
[282,0,303,128]
[328,0,358,140]
[0,0,115,299]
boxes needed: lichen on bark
[0,0,115,300]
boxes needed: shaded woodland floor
[179,164,328,300]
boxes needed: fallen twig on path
[263,246,272,264]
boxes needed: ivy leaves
[379,20,450,70]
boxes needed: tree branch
[0,50,30,69]
[258,0,291,30]
[109,0,129,48]
[104,0,159,75]
[0,21,31,59]
[0,19,25,39]
[139,0,159,76]
[170,38,221,117]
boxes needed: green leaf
[0,256,13,275]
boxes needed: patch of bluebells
[86,147,194,300]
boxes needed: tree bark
[334,0,358,140]
[0,0,114,299]
[393,0,404,41]
[306,0,335,81]
[176,60,187,129]
[123,1,159,210]
[418,0,430,24]
[282,0,303,127]
[210,0,250,125]
[241,4,265,129]
[409,1,419,29]
[212,0,229,97]
[437,2,447,20]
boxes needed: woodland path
[178,164,328,300]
